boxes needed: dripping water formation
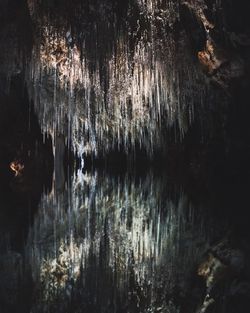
[1,1,250,313]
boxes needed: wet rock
[196,236,250,313]
[199,295,215,313]
[197,39,228,74]
[198,253,228,291]
[182,0,249,89]
[10,160,25,177]
[211,239,245,273]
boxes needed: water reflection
[26,170,214,313]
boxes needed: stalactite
[25,0,209,160]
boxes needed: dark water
[0,167,229,313]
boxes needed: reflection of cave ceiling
[27,172,214,312]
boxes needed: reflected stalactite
[26,171,214,312]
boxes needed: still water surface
[22,169,220,313]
